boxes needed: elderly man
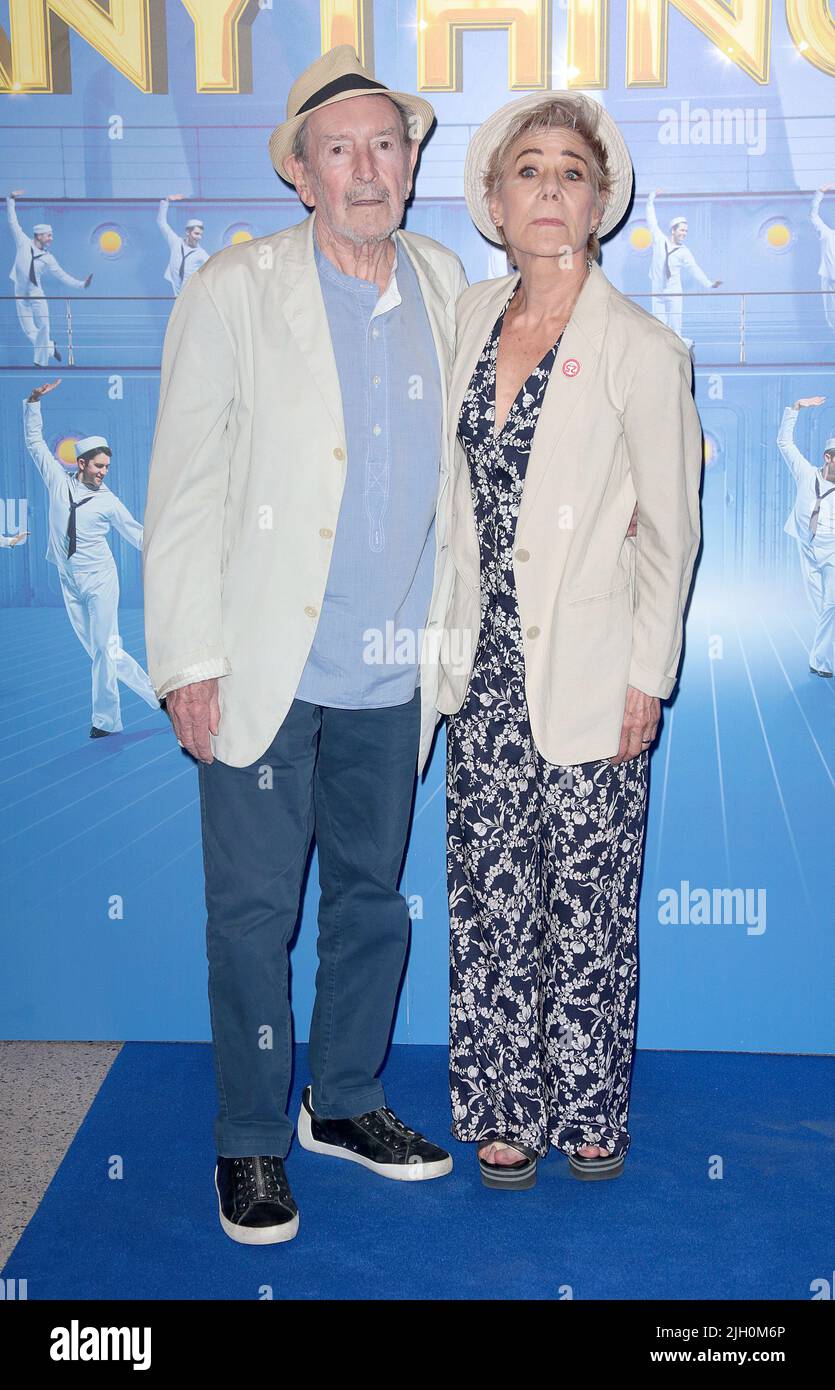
[142,46,467,1245]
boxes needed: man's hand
[27,378,61,403]
[83,274,93,288]
[165,677,221,763]
[610,685,660,765]
[711,279,722,288]
[794,396,825,409]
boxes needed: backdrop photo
[1,6,832,1051]
[2,0,835,1319]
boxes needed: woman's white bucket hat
[464,91,634,245]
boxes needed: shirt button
[372,424,382,436]
[304,605,318,619]
[333,447,345,461]
[526,625,540,639]
[372,375,381,386]
[515,548,530,562]
[319,527,333,539]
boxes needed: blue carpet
[3,1043,832,1300]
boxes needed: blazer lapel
[398,231,454,432]
[446,263,612,586]
[516,262,608,542]
[446,273,518,465]
[270,213,345,440]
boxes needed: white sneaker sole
[214,1168,300,1244]
[297,1103,453,1181]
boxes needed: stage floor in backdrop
[1,1042,832,1301]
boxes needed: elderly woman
[437,93,703,1189]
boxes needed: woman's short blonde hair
[483,95,614,265]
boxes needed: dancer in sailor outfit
[23,379,162,735]
[810,186,835,333]
[646,188,720,346]
[157,195,209,296]
[777,395,835,678]
[6,191,92,365]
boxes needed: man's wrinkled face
[671,221,688,245]
[186,227,203,246]
[824,450,835,481]
[34,231,53,248]
[288,94,418,246]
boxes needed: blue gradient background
[0,2,832,1050]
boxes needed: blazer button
[319,527,333,539]
[304,605,318,619]
[333,447,345,461]
[526,625,540,639]
[515,548,530,562]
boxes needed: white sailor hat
[670,215,688,229]
[32,223,52,235]
[75,434,111,457]
[824,437,835,452]
[185,218,204,230]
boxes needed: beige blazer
[142,212,467,768]
[434,262,704,767]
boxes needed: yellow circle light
[766,222,790,249]
[704,435,717,468]
[631,225,652,251]
[99,228,122,254]
[57,437,79,466]
[230,229,252,244]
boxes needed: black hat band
[296,72,389,117]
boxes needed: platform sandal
[477,1139,538,1190]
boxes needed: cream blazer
[434,262,704,767]
[142,212,467,768]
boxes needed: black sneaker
[297,1085,452,1181]
[214,1155,299,1244]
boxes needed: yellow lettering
[627,0,771,87]
[180,0,257,92]
[0,0,162,94]
[785,0,835,79]
[320,0,375,70]
[417,0,551,91]
[567,0,608,89]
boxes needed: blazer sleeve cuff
[155,656,231,699]
[628,659,676,700]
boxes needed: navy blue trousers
[197,692,421,1157]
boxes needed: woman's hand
[609,685,660,765]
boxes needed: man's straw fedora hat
[464,91,634,244]
[269,45,435,185]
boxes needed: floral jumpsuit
[446,293,649,1161]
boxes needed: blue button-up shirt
[295,237,442,708]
